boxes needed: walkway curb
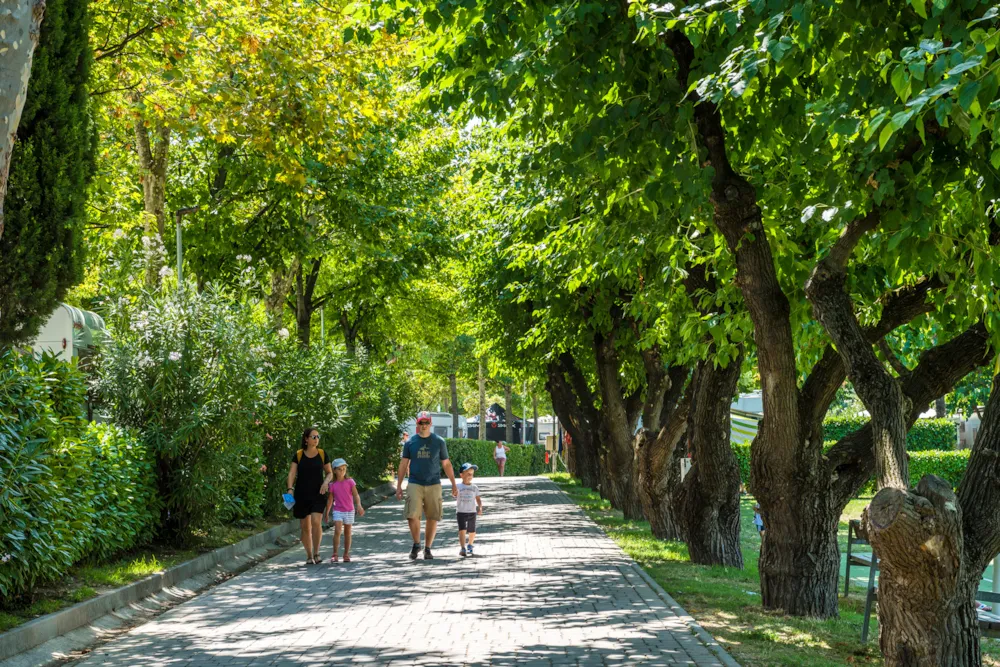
[0,481,396,664]
[548,478,741,667]
[628,563,742,667]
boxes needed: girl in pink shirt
[324,458,364,562]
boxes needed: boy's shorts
[404,483,443,521]
[457,512,477,533]
[332,510,355,525]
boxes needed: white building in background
[31,304,107,362]
[401,412,468,440]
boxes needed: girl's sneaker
[459,548,468,557]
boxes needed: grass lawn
[547,473,1000,666]
[0,517,285,634]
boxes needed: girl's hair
[333,465,352,481]
[301,427,318,449]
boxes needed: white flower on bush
[278,328,289,339]
[112,229,125,240]
[169,352,182,362]
[159,266,174,278]
[1,553,11,563]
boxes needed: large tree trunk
[450,373,459,437]
[806,227,1000,663]
[935,396,946,419]
[636,366,690,541]
[504,383,513,442]
[0,0,45,241]
[134,118,169,286]
[593,330,644,520]
[478,360,486,440]
[679,351,746,568]
[546,352,601,489]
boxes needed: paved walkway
[69,477,733,666]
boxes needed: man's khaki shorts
[404,483,443,521]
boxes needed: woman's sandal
[306,555,315,565]
[330,553,339,563]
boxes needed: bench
[844,519,875,598]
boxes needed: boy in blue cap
[456,463,483,557]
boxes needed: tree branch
[95,20,163,61]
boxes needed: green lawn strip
[549,473,1000,666]
[548,473,885,666]
[0,517,285,635]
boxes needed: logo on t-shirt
[415,444,431,459]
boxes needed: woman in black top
[286,428,333,564]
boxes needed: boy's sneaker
[409,543,421,560]
[424,547,434,560]
[467,544,474,556]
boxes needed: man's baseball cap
[332,458,347,468]
[459,463,478,473]
[416,411,432,424]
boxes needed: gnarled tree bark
[593,328,644,520]
[677,349,746,568]
[546,351,601,490]
[807,217,998,664]
[636,363,690,541]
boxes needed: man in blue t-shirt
[395,411,458,560]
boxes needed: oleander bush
[262,345,414,506]
[94,288,272,540]
[445,438,546,476]
[823,416,956,451]
[0,352,157,600]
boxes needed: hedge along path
[444,439,547,476]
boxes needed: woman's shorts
[457,512,477,533]
[293,493,326,519]
[404,483,443,521]
[332,510,355,525]
[495,457,506,466]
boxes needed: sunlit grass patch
[546,473,886,666]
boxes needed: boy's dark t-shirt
[402,434,449,486]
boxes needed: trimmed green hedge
[731,442,970,492]
[0,352,159,600]
[445,439,547,476]
[823,416,956,451]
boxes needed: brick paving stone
[67,477,735,667]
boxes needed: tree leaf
[910,0,928,19]
[879,122,895,150]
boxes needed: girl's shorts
[332,510,355,525]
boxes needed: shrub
[444,439,547,476]
[823,416,956,451]
[908,450,969,489]
[94,289,269,540]
[0,352,157,600]
[732,442,751,486]
[262,345,414,506]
